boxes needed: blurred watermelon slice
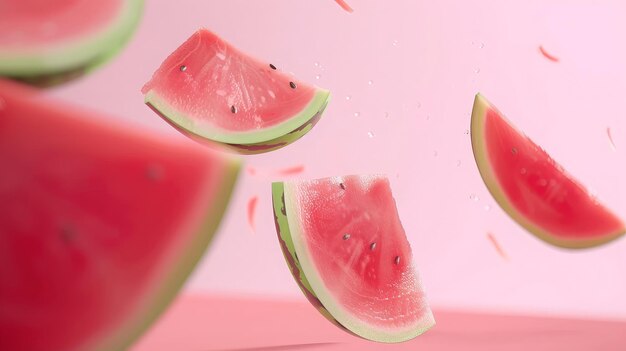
[471,93,625,248]
[0,0,143,86]
[0,79,240,351]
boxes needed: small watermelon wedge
[0,0,143,86]
[471,93,625,249]
[0,79,240,351]
[272,175,434,343]
[142,29,331,155]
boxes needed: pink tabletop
[132,295,626,351]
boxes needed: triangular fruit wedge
[142,29,331,155]
[0,79,240,351]
[272,175,434,343]
[471,93,625,248]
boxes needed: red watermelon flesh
[142,29,330,153]
[471,93,625,248]
[0,79,240,351]
[272,175,434,343]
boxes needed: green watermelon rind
[272,181,435,343]
[0,0,143,79]
[144,88,330,154]
[471,93,625,249]
[93,157,241,351]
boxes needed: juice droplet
[469,193,479,202]
[484,204,491,211]
[474,67,481,73]
[354,112,360,117]
[247,196,259,233]
[607,127,617,151]
[315,74,321,80]
[367,80,373,85]
[367,131,375,138]
[479,42,485,49]
[345,95,351,101]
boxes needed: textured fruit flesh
[0,0,123,49]
[142,29,317,132]
[289,175,430,330]
[0,80,238,350]
[483,104,624,241]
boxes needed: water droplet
[416,102,422,109]
[394,256,401,264]
[315,74,321,80]
[433,150,438,157]
[370,242,377,250]
[474,67,481,74]
[520,168,527,175]
[392,40,399,47]
[426,115,431,121]
[354,112,360,117]
[343,233,351,240]
[314,62,320,67]
[511,147,518,154]
[384,112,390,118]
[179,65,187,72]
[367,80,373,85]
[464,129,470,135]
[456,160,462,167]
[345,95,351,101]
[479,42,485,49]
[367,131,375,138]
[538,179,548,187]
[470,194,480,202]
[484,204,491,211]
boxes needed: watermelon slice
[272,175,434,343]
[471,93,625,248]
[0,0,143,86]
[0,79,240,351]
[142,29,331,155]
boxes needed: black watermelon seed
[289,81,297,89]
[231,105,237,114]
[269,63,277,70]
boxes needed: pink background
[50,0,626,319]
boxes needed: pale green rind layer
[144,88,330,150]
[471,93,625,249]
[93,156,241,351]
[271,182,349,330]
[0,0,144,77]
[274,181,435,343]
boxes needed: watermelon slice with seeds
[471,93,625,248]
[0,79,240,351]
[0,0,143,86]
[272,175,434,343]
[142,29,331,155]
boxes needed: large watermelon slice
[471,93,625,248]
[272,175,434,343]
[0,0,143,86]
[142,29,331,155]
[0,79,240,351]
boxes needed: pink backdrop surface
[50,0,626,319]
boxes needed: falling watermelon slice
[0,79,240,351]
[471,93,625,248]
[142,29,331,155]
[0,0,143,86]
[272,175,434,343]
